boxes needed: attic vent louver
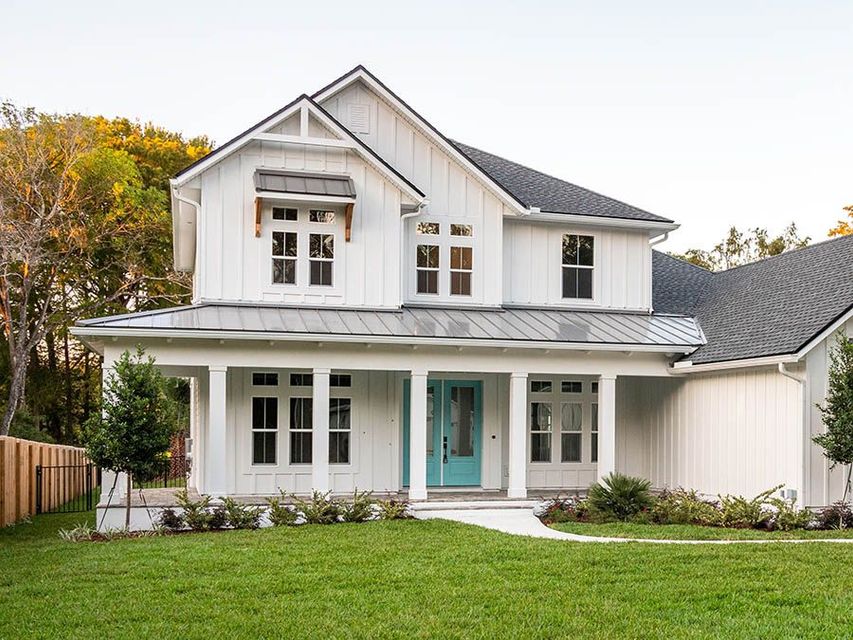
[348,104,370,134]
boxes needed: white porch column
[409,370,429,501]
[207,366,228,497]
[508,372,528,499]
[99,364,128,505]
[597,375,617,483]
[312,368,331,493]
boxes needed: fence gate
[35,464,100,514]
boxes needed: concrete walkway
[415,507,853,544]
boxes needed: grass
[551,521,853,540]
[2,513,853,639]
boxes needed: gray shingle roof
[76,304,703,349]
[453,142,673,223]
[653,235,853,364]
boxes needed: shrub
[208,505,229,530]
[376,498,412,520]
[718,485,780,529]
[341,489,376,523]
[266,492,299,526]
[221,497,263,530]
[651,488,721,526]
[767,497,813,531]
[157,508,185,531]
[538,496,591,524]
[816,501,853,530]
[587,473,654,521]
[58,523,98,542]
[293,491,342,524]
[176,489,213,531]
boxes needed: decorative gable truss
[169,96,428,272]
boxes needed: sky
[1,1,850,252]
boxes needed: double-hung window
[289,397,313,464]
[272,231,297,284]
[269,206,338,289]
[562,234,594,299]
[329,398,352,464]
[251,397,278,464]
[309,233,334,286]
[416,222,440,294]
[414,221,475,297]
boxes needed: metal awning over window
[254,169,356,200]
[253,169,357,240]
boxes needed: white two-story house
[74,66,853,524]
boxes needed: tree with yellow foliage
[829,205,852,237]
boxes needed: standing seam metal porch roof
[75,304,704,348]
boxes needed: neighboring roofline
[311,64,529,215]
[170,94,425,202]
[69,325,697,355]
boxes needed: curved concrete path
[415,508,853,544]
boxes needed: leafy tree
[670,223,810,271]
[813,333,853,506]
[83,348,178,528]
[829,205,852,237]
[0,104,210,441]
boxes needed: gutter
[170,184,201,272]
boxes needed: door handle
[442,436,448,463]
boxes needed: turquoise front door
[403,380,482,487]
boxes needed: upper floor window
[269,206,338,288]
[416,244,440,294]
[309,233,334,286]
[413,220,475,298]
[562,234,594,299]
[272,231,297,284]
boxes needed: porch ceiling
[74,303,704,352]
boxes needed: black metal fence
[35,463,100,514]
[144,456,189,489]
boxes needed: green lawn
[2,513,853,639]
[552,521,853,540]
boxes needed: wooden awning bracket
[345,203,354,242]
[254,197,262,238]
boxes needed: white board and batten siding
[320,79,508,307]
[618,369,803,499]
[195,131,404,309]
[503,220,653,311]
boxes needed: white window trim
[408,217,478,302]
[528,377,599,466]
[263,204,343,296]
[560,233,596,302]
[250,395,278,467]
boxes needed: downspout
[400,200,430,303]
[778,361,808,506]
[649,231,670,248]
[647,232,670,313]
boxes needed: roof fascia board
[173,96,305,185]
[795,304,853,359]
[671,353,800,374]
[507,211,680,234]
[312,67,529,215]
[70,326,696,354]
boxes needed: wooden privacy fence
[0,436,96,527]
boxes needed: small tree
[83,347,177,527]
[813,333,853,506]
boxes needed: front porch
[97,345,666,516]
